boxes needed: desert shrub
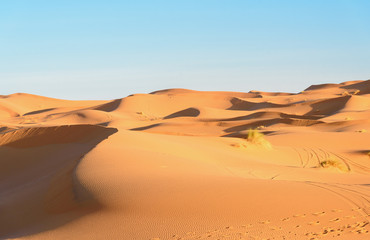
[319,158,349,172]
[246,129,272,149]
[357,129,367,133]
[342,89,360,96]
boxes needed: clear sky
[1,0,369,100]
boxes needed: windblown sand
[1,80,370,240]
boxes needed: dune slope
[1,80,369,240]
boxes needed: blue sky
[1,0,369,99]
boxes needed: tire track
[305,181,370,219]
[331,152,370,173]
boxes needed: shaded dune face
[0,80,369,240]
[119,80,370,137]
[0,125,117,238]
[92,98,123,112]
[163,108,200,119]
[228,97,291,111]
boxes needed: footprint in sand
[241,224,253,228]
[330,218,340,222]
[361,221,369,228]
[259,220,270,224]
[353,221,369,228]
[331,209,343,213]
[352,207,362,212]
[312,211,326,216]
[322,228,336,234]
[322,229,330,235]
[270,226,282,231]
[281,217,290,221]
[308,221,320,225]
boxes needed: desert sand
[1,80,369,240]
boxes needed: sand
[0,80,369,240]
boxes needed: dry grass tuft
[319,158,349,172]
[357,129,367,133]
[246,129,272,149]
[342,89,360,96]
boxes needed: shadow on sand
[0,125,117,239]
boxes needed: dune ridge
[0,80,369,239]
[0,124,117,239]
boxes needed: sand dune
[1,80,369,239]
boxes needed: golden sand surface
[1,80,369,239]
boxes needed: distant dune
[1,80,370,239]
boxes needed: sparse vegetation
[356,129,367,133]
[342,89,360,96]
[246,129,272,149]
[319,158,349,172]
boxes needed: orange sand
[1,80,369,239]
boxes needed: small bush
[342,89,360,96]
[319,158,349,172]
[246,129,272,149]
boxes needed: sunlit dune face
[0,80,369,239]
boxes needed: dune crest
[1,80,369,239]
